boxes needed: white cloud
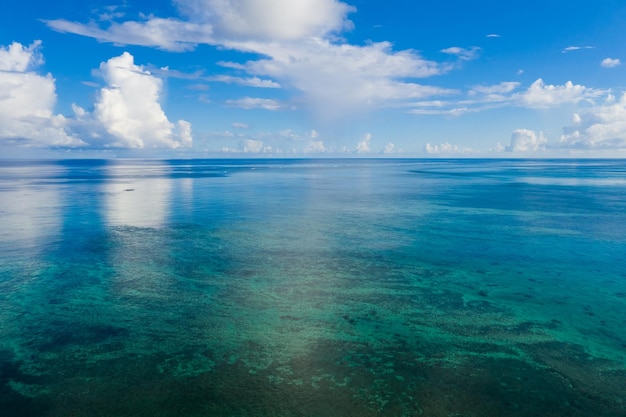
[409,79,603,117]
[226,97,281,110]
[177,120,193,147]
[409,107,472,116]
[202,126,332,154]
[516,79,600,109]
[232,122,249,129]
[174,0,355,41]
[424,142,479,155]
[237,39,451,119]
[559,94,626,149]
[601,58,621,68]
[242,138,264,152]
[187,83,210,91]
[45,17,215,52]
[506,129,547,152]
[490,142,506,153]
[381,142,395,154]
[279,129,298,139]
[0,40,43,71]
[355,132,371,153]
[45,1,452,122]
[440,46,481,61]
[209,75,280,88]
[91,52,193,148]
[157,67,281,88]
[562,45,594,53]
[71,103,86,117]
[470,81,520,95]
[486,34,501,38]
[0,41,82,146]
[218,137,271,153]
[304,140,326,153]
[465,81,521,108]
[46,0,355,49]
[97,5,126,22]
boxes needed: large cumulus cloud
[91,52,192,149]
[1,41,192,150]
[0,41,82,146]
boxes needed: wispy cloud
[562,45,594,53]
[210,75,281,88]
[44,17,215,52]
[440,46,481,61]
[470,81,520,95]
[44,0,455,122]
[226,97,281,110]
[409,107,474,116]
[156,66,281,88]
[408,79,605,115]
[95,5,126,22]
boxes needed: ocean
[0,158,625,416]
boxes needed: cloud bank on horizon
[2,0,626,156]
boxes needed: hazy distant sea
[1,159,625,416]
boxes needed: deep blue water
[0,158,625,416]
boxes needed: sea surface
[0,158,625,417]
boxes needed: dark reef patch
[0,351,49,417]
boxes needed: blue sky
[2,0,626,157]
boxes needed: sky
[2,0,626,158]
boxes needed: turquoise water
[0,159,625,416]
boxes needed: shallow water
[0,158,625,416]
